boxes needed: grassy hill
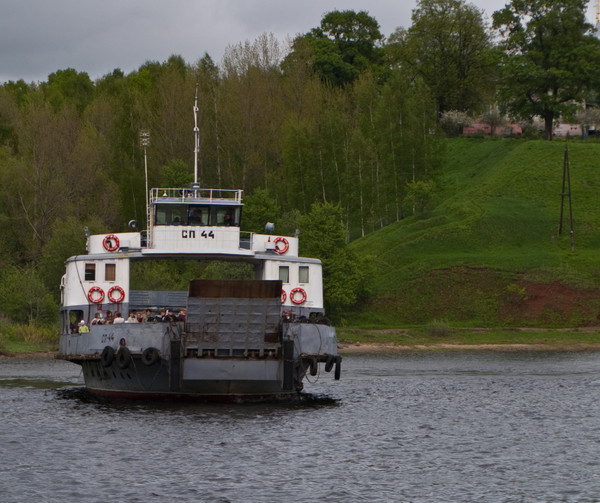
[347,138,600,328]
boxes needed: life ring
[142,347,160,366]
[107,285,125,303]
[281,289,286,304]
[290,287,307,305]
[273,237,289,254]
[103,234,120,252]
[116,346,131,369]
[87,286,105,304]
[101,346,115,367]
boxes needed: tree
[493,0,600,140]
[241,188,281,233]
[391,0,496,116]
[404,179,436,217]
[298,202,370,313]
[289,10,385,86]
[0,265,57,323]
[38,215,100,296]
[43,68,94,114]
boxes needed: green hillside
[348,138,600,328]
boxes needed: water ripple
[2,352,600,502]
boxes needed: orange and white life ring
[103,234,120,252]
[107,285,125,303]
[290,287,307,305]
[87,286,105,304]
[281,289,286,304]
[273,236,289,254]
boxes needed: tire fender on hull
[142,347,160,366]
[117,346,132,369]
[101,346,115,367]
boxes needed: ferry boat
[56,91,341,401]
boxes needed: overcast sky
[0,0,596,84]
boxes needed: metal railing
[150,188,243,203]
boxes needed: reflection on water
[2,351,600,502]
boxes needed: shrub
[427,319,452,337]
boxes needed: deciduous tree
[289,10,385,86]
[391,0,496,116]
[493,0,600,140]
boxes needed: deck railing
[150,188,243,203]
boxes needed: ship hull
[75,355,300,401]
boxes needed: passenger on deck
[105,310,113,324]
[177,308,186,322]
[142,309,153,322]
[78,320,90,333]
[155,309,166,322]
[165,309,177,322]
[91,312,104,325]
[126,311,139,323]
[113,312,125,324]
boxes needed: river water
[2,351,600,502]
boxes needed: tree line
[1,0,599,326]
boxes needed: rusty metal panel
[188,279,282,299]
[186,294,282,353]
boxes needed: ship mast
[193,83,200,184]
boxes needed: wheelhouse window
[85,263,95,281]
[299,266,309,284]
[187,206,209,225]
[105,264,116,282]
[279,266,289,283]
[155,205,187,225]
[155,203,241,227]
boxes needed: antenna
[193,83,200,184]
[139,129,150,230]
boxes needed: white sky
[0,0,595,83]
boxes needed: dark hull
[76,356,305,402]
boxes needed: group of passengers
[74,308,186,332]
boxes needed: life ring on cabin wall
[107,285,125,303]
[87,286,105,304]
[281,289,286,304]
[102,234,120,252]
[273,237,289,255]
[290,287,307,305]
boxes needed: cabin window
[105,264,116,282]
[215,208,227,225]
[171,207,184,225]
[299,266,309,284]
[156,207,167,225]
[230,207,241,226]
[279,266,289,283]
[69,310,83,334]
[85,263,95,281]
[188,206,209,225]
[155,205,187,225]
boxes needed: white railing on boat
[150,188,243,203]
